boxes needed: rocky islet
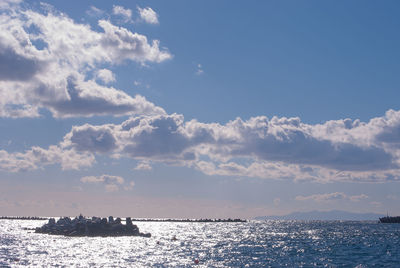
[35,215,151,237]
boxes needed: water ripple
[0,220,400,267]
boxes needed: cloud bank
[51,109,400,183]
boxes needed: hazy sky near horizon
[1,0,400,218]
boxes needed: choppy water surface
[1,219,400,267]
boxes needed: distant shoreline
[0,216,246,223]
[130,218,246,223]
[0,216,48,220]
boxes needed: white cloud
[0,0,21,8]
[98,20,171,63]
[0,2,171,118]
[81,174,124,184]
[196,64,204,75]
[137,7,159,25]
[348,194,369,202]
[0,146,94,172]
[56,109,400,182]
[86,6,104,18]
[80,176,103,183]
[296,192,347,202]
[124,181,135,190]
[96,69,115,84]
[81,174,125,192]
[14,105,397,181]
[296,192,369,202]
[65,123,117,153]
[134,161,152,170]
[2,1,400,185]
[112,5,132,23]
[49,79,165,118]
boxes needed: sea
[1,219,399,267]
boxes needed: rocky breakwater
[35,215,151,237]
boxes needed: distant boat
[379,216,400,223]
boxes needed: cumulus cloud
[81,174,124,184]
[98,20,170,63]
[4,109,400,183]
[55,109,400,182]
[81,174,126,192]
[296,192,369,202]
[45,78,165,118]
[64,123,118,153]
[0,146,94,172]
[0,0,21,8]
[134,161,152,170]
[96,69,115,84]
[112,5,132,23]
[137,7,159,25]
[0,2,171,118]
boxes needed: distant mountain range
[255,210,385,221]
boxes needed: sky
[1,0,400,218]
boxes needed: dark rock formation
[35,215,151,237]
[126,217,133,226]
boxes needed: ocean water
[0,219,399,267]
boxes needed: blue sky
[1,0,400,218]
